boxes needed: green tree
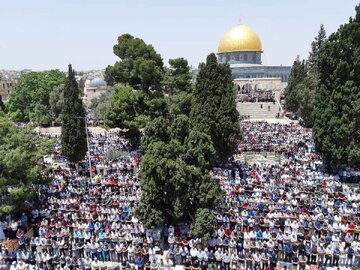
[137,111,222,233]
[163,58,193,117]
[49,84,65,124]
[7,70,66,124]
[299,25,327,127]
[0,113,54,215]
[296,75,317,127]
[184,130,216,170]
[308,24,327,77]
[142,91,168,119]
[169,91,193,116]
[313,5,360,166]
[284,25,326,127]
[284,56,307,112]
[163,58,192,93]
[170,114,190,144]
[105,34,164,90]
[61,65,87,164]
[105,85,167,146]
[136,140,222,228]
[140,116,170,153]
[105,86,144,129]
[31,104,52,126]
[190,53,240,162]
[189,208,216,241]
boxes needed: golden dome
[218,24,262,53]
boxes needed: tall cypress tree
[313,5,360,166]
[190,53,240,162]
[283,25,327,127]
[284,56,307,112]
[308,24,327,77]
[61,65,87,163]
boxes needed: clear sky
[1,0,359,71]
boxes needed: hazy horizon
[1,0,359,71]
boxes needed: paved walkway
[237,102,282,119]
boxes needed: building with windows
[0,78,15,101]
[217,23,291,91]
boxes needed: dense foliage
[0,114,53,215]
[104,85,167,145]
[7,70,66,124]
[136,129,222,230]
[61,65,88,163]
[284,25,326,127]
[164,58,194,117]
[48,84,65,124]
[189,208,216,241]
[284,57,307,113]
[105,34,164,90]
[103,35,239,237]
[132,54,224,233]
[190,53,240,162]
[313,7,360,166]
[163,57,193,94]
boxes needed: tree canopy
[49,84,65,124]
[105,34,164,90]
[103,35,234,238]
[7,70,66,124]
[170,114,190,144]
[136,138,222,228]
[104,84,168,145]
[313,7,360,166]
[136,110,221,230]
[284,25,327,127]
[284,56,307,113]
[61,65,87,164]
[0,113,53,216]
[189,208,216,241]
[190,53,240,162]
[140,116,170,153]
[184,130,216,170]
[163,57,192,94]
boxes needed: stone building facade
[0,78,15,101]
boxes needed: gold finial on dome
[218,24,262,54]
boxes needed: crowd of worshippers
[0,122,360,270]
[237,89,275,103]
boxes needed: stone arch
[244,83,252,92]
